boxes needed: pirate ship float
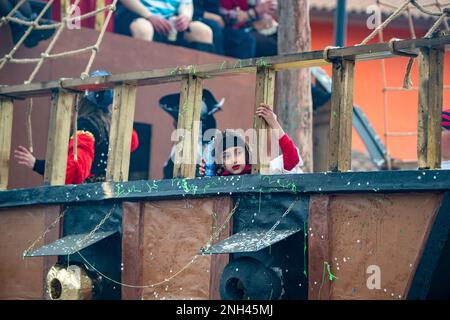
[0,1,449,300]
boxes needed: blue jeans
[223,27,256,59]
[196,18,224,55]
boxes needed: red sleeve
[220,0,248,9]
[131,129,139,152]
[279,133,300,171]
[220,0,236,9]
[65,132,95,184]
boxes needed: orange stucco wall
[311,20,450,161]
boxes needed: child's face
[221,147,246,174]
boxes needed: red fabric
[131,129,139,152]
[65,133,95,184]
[442,109,450,129]
[220,0,250,29]
[279,133,300,171]
[65,129,139,184]
[220,0,249,10]
[221,164,252,176]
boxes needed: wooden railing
[0,32,448,190]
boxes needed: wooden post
[252,67,276,174]
[44,90,74,185]
[276,0,313,172]
[60,0,70,18]
[328,58,355,172]
[106,83,137,182]
[95,0,106,31]
[173,75,203,178]
[417,47,444,169]
[0,98,13,190]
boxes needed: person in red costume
[199,103,303,176]
[14,70,139,184]
[220,0,278,58]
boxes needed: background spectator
[220,0,278,58]
[115,0,215,53]
[0,0,54,47]
[193,0,224,54]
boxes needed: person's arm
[66,128,138,184]
[120,0,172,35]
[119,0,152,18]
[65,131,96,184]
[33,159,45,175]
[255,104,300,171]
[179,0,194,20]
[278,134,301,171]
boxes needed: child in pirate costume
[199,103,303,176]
[14,70,139,184]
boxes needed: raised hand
[255,103,285,138]
[14,146,36,169]
[199,158,206,176]
[146,14,172,36]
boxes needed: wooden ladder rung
[106,82,138,182]
[417,47,445,170]
[44,90,75,185]
[328,58,355,172]
[173,75,204,178]
[0,97,13,190]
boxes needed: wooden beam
[43,90,74,185]
[0,98,13,190]
[3,170,450,208]
[209,197,233,299]
[106,83,138,181]
[1,33,447,99]
[173,76,203,178]
[252,67,276,174]
[417,47,445,169]
[328,58,355,172]
[95,0,106,31]
[60,0,70,19]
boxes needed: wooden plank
[328,58,355,172]
[418,47,445,169]
[252,67,276,174]
[60,0,70,18]
[173,78,189,178]
[3,170,450,208]
[209,197,233,299]
[95,0,106,31]
[121,202,144,300]
[106,82,138,181]
[308,195,333,300]
[325,193,443,300]
[173,76,203,178]
[42,205,61,299]
[0,205,61,299]
[1,33,448,98]
[0,98,13,190]
[43,90,74,185]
